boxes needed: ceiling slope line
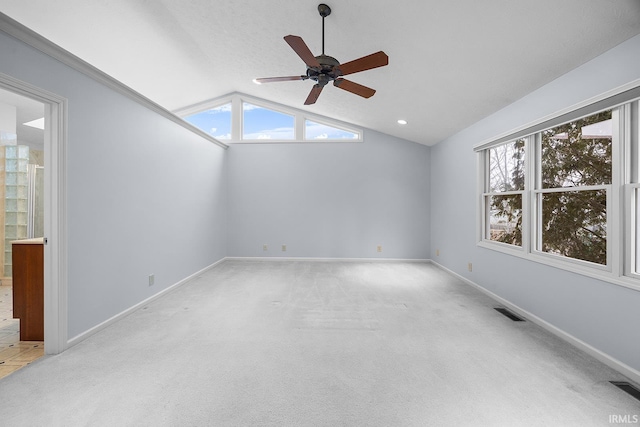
[0,12,228,150]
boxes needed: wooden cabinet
[12,238,44,341]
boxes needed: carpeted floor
[0,260,638,426]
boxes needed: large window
[478,95,640,288]
[485,139,525,246]
[537,111,612,265]
[176,94,362,143]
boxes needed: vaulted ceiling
[1,0,639,146]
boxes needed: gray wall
[227,130,431,259]
[0,31,228,339]
[431,34,640,373]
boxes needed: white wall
[431,34,640,375]
[227,130,430,259]
[0,31,228,340]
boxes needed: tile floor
[0,284,43,379]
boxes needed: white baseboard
[224,256,431,263]
[66,258,226,348]
[431,261,640,385]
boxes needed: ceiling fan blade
[304,84,324,105]
[284,35,321,69]
[333,78,376,98]
[339,51,389,76]
[254,76,306,84]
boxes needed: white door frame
[0,72,67,354]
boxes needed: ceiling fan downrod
[318,4,331,55]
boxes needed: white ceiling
[1,0,639,146]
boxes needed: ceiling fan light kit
[254,3,389,105]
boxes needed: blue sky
[184,103,232,140]
[243,103,294,139]
[185,102,358,141]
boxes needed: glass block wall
[4,145,29,277]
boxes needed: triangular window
[305,119,360,141]
[183,102,231,140]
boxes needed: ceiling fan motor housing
[306,54,341,86]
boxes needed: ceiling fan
[254,3,389,105]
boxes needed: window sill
[225,139,363,145]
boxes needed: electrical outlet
[148,274,155,286]
[377,245,382,253]
[282,244,287,252]
[468,262,473,272]
[436,249,440,256]
[263,244,268,251]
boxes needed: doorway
[0,72,66,358]
[0,87,46,377]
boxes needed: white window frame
[174,92,363,144]
[531,107,617,271]
[625,101,640,280]
[479,137,529,251]
[476,81,640,291]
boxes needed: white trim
[0,13,228,150]
[228,139,364,146]
[224,256,430,263]
[626,101,640,279]
[172,95,233,119]
[67,258,226,347]
[231,95,242,141]
[430,260,640,385]
[611,107,624,277]
[522,135,533,253]
[627,184,640,280]
[0,72,68,355]
[476,152,484,244]
[483,190,524,197]
[533,184,609,194]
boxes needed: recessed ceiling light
[397,119,407,125]
[23,117,45,129]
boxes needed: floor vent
[610,381,640,401]
[494,307,525,321]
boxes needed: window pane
[488,194,522,246]
[541,110,612,189]
[183,103,231,140]
[243,103,294,140]
[489,139,525,192]
[541,189,607,264]
[305,120,358,140]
